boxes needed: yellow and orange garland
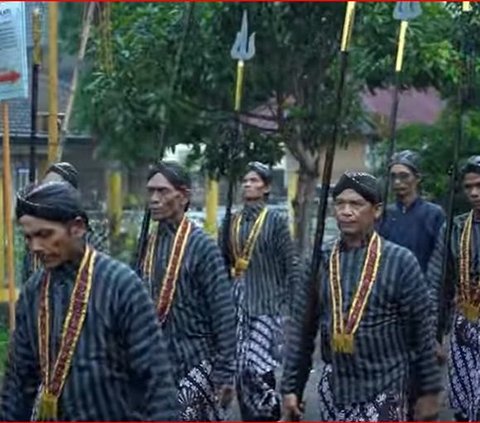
[142,217,192,324]
[459,211,480,321]
[329,232,382,354]
[230,208,268,279]
[36,246,96,420]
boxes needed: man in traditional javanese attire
[43,162,110,253]
[138,161,236,421]
[378,150,445,273]
[281,171,441,422]
[427,156,480,422]
[23,162,109,282]
[222,161,300,422]
[0,181,178,421]
[377,150,446,418]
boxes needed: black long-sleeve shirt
[426,212,480,332]
[141,221,236,386]
[222,203,301,316]
[282,237,442,404]
[0,253,178,421]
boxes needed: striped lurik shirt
[0,252,178,421]
[223,202,301,316]
[426,212,480,328]
[282,236,442,404]
[141,221,236,386]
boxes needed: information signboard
[0,2,28,101]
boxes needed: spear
[221,10,255,273]
[382,2,422,217]
[132,3,195,273]
[311,1,356,285]
[295,1,357,401]
[29,8,41,183]
[436,1,473,342]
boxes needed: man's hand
[281,393,302,421]
[217,385,235,409]
[414,393,440,421]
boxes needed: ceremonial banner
[0,2,28,101]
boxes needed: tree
[65,3,474,253]
[371,2,480,210]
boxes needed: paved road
[228,347,455,421]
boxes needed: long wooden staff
[221,11,256,274]
[29,8,41,183]
[132,3,195,273]
[437,1,473,341]
[295,1,357,401]
[382,2,421,217]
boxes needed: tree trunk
[293,165,318,256]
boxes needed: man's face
[43,171,64,184]
[18,215,86,269]
[334,189,381,237]
[463,172,480,211]
[147,172,189,222]
[242,171,269,201]
[389,164,419,198]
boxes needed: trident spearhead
[393,2,422,21]
[230,11,255,61]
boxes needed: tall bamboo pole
[56,2,95,161]
[29,8,41,183]
[48,2,58,165]
[0,173,4,300]
[2,103,16,331]
[204,178,219,237]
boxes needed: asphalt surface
[0,347,454,421]
[227,347,455,421]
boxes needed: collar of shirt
[242,201,266,221]
[395,196,422,213]
[158,219,182,235]
[338,231,375,252]
[51,261,80,283]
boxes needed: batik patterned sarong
[234,278,284,421]
[448,313,480,422]
[178,361,223,422]
[317,364,408,422]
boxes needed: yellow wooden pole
[107,166,122,239]
[0,173,4,297]
[2,103,17,331]
[287,170,298,237]
[204,177,218,237]
[48,2,59,164]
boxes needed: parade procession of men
[221,162,300,422]
[137,161,237,421]
[3,2,480,423]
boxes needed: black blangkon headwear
[332,171,382,205]
[460,156,480,178]
[16,181,88,225]
[147,161,192,190]
[45,162,79,189]
[389,150,421,175]
[247,161,273,185]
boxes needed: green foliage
[355,3,459,92]
[374,107,480,205]
[61,3,479,185]
[0,327,9,375]
[58,3,84,55]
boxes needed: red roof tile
[361,87,444,126]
